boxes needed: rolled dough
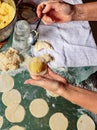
[29,98,49,118]
[0,48,23,71]
[35,41,53,52]
[5,104,25,123]
[2,89,21,106]
[0,116,3,129]
[0,73,14,92]
[9,125,25,130]
[49,112,68,130]
[77,114,95,130]
[40,54,54,63]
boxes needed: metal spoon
[31,5,46,45]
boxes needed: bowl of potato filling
[0,0,16,42]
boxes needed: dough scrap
[49,112,68,130]
[46,90,59,97]
[35,41,53,52]
[5,104,25,123]
[9,125,25,130]
[40,54,54,63]
[0,47,23,71]
[0,73,14,92]
[2,89,21,106]
[29,98,49,118]
[77,114,95,130]
[0,116,3,129]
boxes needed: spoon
[31,5,46,45]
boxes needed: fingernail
[24,81,28,84]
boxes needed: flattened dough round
[77,114,95,130]
[0,116,3,129]
[9,125,25,130]
[2,89,21,106]
[5,104,25,123]
[49,112,68,130]
[0,73,14,92]
[35,41,53,52]
[29,98,49,118]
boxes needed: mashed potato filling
[28,57,47,75]
[0,2,15,29]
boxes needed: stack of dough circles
[29,98,49,118]
[0,116,3,129]
[49,112,68,130]
[5,104,25,123]
[9,125,25,130]
[2,89,21,106]
[0,73,14,92]
[77,114,95,130]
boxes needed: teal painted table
[0,35,97,130]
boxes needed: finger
[24,79,42,86]
[42,15,54,25]
[30,75,41,80]
[42,3,52,14]
[37,2,47,18]
[24,77,49,90]
[24,79,33,85]
[47,67,67,83]
[24,78,60,93]
[41,67,67,83]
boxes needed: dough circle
[0,116,3,129]
[35,41,53,52]
[0,73,14,92]
[9,125,25,130]
[29,98,49,118]
[2,89,21,106]
[49,112,68,130]
[77,114,95,130]
[5,104,25,123]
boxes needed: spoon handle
[35,4,46,31]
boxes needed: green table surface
[0,35,97,130]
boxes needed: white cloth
[31,0,97,68]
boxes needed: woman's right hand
[37,0,74,25]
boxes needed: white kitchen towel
[31,0,97,68]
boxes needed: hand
[24,67,68,95]
[37,0,74,25]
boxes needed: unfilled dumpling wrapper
[0,73,14,92]
[2,89,21,106]
[77,114,95,130]
[9,125,25,130]
[29,98,49,118]
[40,54,54,63]
[35,41,53,52]
[49,112,68,130]
[0,116,3,129]
[5,104,25,123]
